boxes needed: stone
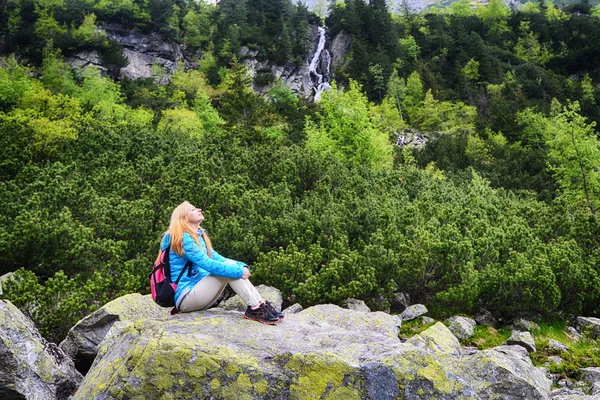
[550,387,586,398]
[329,30,351,70]
[343,298,370,312]
[548,338,569,353]
[513,318,541,332]
[421,316,435,325]
[59,293,170,374]
[0,272,13,296]
[452,344,551,399]
[66,50,106,73]
[446,316,476,340]
[548,356,563,365]
[577,317,600,339]
[72,302,551,400]
[221,284,283,312]
[581,367,600,383]
[282,303,303,314]
[507,331,537,353]
[400,304,428,321]
[0,300,83,400]
[389,291,410,314]
[567,326,583,341]
[591,381,600,395]
[474,308,497,327]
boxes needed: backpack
[150,246,192,308]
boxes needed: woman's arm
[183,234,244,279]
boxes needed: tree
[305,80,394,170]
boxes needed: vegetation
[0,0,599,344]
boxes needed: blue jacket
[160,230,246,309]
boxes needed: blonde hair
[165,201,213,258]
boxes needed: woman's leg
[179,275,229,313]
[228,278,263,307]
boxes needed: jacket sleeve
[211,248,249,270]
[183,234,244,279]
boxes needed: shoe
[264,300,284,320]
[244,304,280,325]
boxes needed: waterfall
[309,26,331,102]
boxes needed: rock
[474,308,497,327]
[567,326,583,341]
[389,291,410,314]
[65,50,106,74]
[0,272,13,296]
[421,316,435,325]
[513,318,541,332]
[550,387,586,398]
[577,317,600,339]
[548,338,569,352]
[329,30,351,70]
[343,298,370,312]
[59,293,170,374]
[507,331,537,353]
[452,344,551,399]
[548,356,563,365]
[282,303,303,314]
[592,381,600,395]
[400,304,428,321]
[0,300,83,400]
[221,284,283,312]
[72,302,551,399]
[581,367,600,383]
[446,316,476,340]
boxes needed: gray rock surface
[548,356,563,365]
[592,381,600,395]
[513,318,541,332]
[389,291,410,314]
[72,303,551,400]
[507,330,537,353]
[400,303,428,321]
[0,300,83,400]
[59,293,170,374]
[282,303,303,314]
[446,316,476,340]
[567,326,583,341]
[421,316,435,325]
[0,272,13,296]
[329,30,351,70]
[577,317,600,339]
[474,308,497,327]
[343,298,370,312]
[581,367,600,383]
[548,338,569,352]
[221,284,283,312]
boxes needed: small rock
[567,326,582,341]
[0,272,13,296]
[580,367,600,383]
[550,387,584,398]
[507,331,536,353]
[447,317,476,340]
[547,356,562,365]
[421,316,435,325]
[400,304,427,321]
[343,298,371,312]
[577,317,600,340]
[548,339,569,353]
[473,308,496,327]
[390,291,410,314]
[282,303,303,314]
[513,318,541,332]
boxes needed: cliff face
[66,24,351,100]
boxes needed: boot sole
[244,315,280,325]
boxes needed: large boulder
[59,293,170,374]
[400,304,428,321]
[0,300,83,400]
[446,316,476,340]
[73,303,550,399]
[507,331,537,353]
[577,317,600,340]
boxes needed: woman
[161,201,283,324]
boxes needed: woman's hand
[242,266,251,280]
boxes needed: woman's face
[186,205,204,225]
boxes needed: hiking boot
[264,300,284,320]
[244,304,280,325]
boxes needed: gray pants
[179,274,263,313]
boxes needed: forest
[0,0,599,344]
